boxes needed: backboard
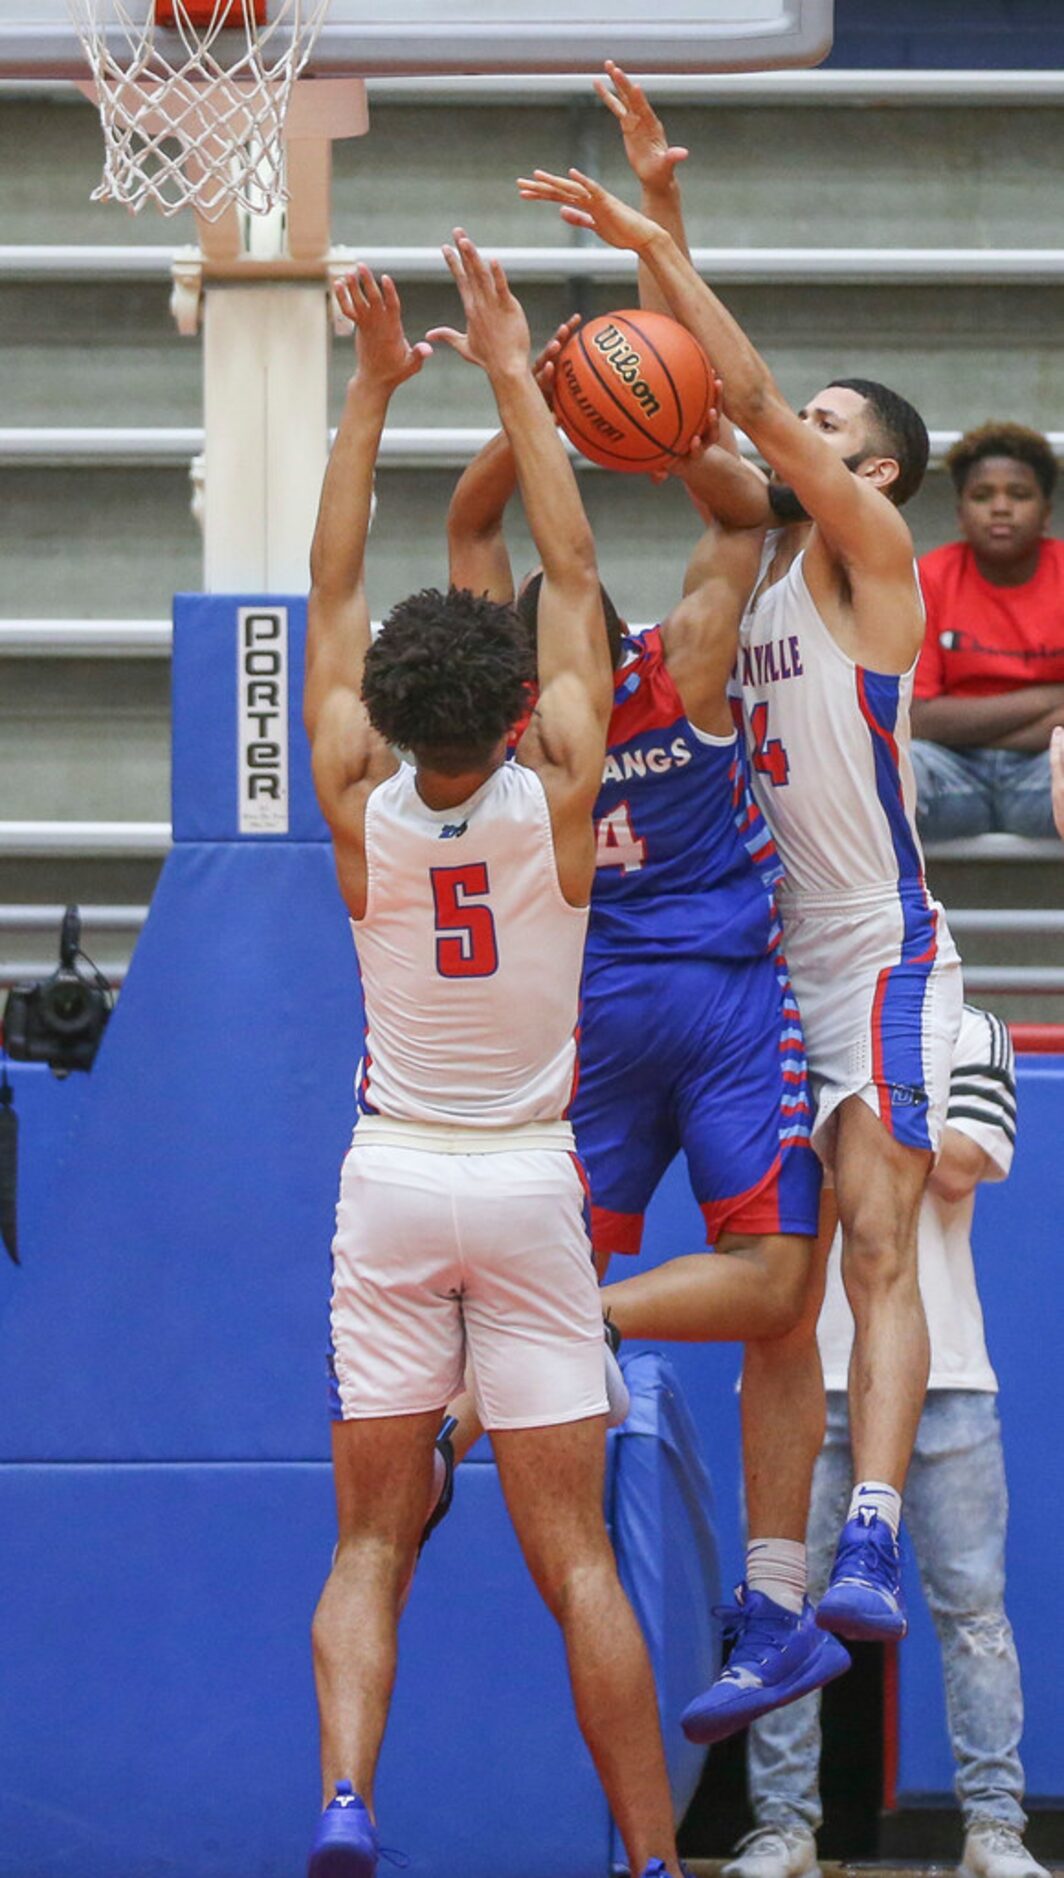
[0,0,833,78]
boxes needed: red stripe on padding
[1011,1024,1064,1053]
[590,1205,645,1257]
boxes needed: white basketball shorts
[779,886,963,1174]
[328,1141,608,1429]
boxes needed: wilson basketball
[552,309,714,473]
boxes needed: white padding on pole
[202,284,327,590]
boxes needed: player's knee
[767,1256,810,1333]
[841,1215,912,1300]
[532,1544,615,1624]
[736,1234,811,1335]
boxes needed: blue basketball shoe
[816,1509,907,1641]
[308,1781,378,1877]
[681,1585,850,1744]
[639,1863,696,1877]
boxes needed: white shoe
[722,1825,819,1878]
[960,1821,1050,1878]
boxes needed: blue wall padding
[0,1062,86,1335]
[0,1359,715,1878]
[0,595,721,1873]
[0,1461,331,1878]
[610,1353,723,1836]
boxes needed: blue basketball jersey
[587,628,783,964]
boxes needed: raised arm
[518,170,916,586]
[595,60,691,314]
[445,314,581,602]
[304,267,430,829]
[428,233,611,897]
[660,521,766,735]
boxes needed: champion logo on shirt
[438,821,468,839]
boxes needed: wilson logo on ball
[590,324,663,418]
[553,309,714,475]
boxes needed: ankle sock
[848,1480,901,1539]
[746,1537,807,1614]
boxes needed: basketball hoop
[67,0,331,220]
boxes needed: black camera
[3,907,113,1077]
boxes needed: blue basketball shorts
[572,948,822,1257]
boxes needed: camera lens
[40,972,92,1036]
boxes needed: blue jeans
[747,1391,1028,1833]
[911,740,1056,840]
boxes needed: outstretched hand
[595,59,688,192]
[335,266,432,392]
[427,230,531,377]
[517,167,657,255]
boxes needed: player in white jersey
[520,64,962,1729]
[302,242,686,1878]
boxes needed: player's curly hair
[828,378,930,507]
[362,586,533,772]
[946,422,1058,500]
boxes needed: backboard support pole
[203,281,329,590]
[167,78,367,589]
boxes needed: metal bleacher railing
[3,426,1063,472]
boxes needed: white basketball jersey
[352,760,588,1128]
[737,539,928,904]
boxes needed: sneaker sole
[723,1862,822,1878]
[680,1633,851,1745]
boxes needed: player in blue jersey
[425,338,848,1740]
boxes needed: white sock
[848,1480,901,1539]
[746,1538,807,1614]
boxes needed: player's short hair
[945,421,1058,500]
[515,573,624,671]
[363,586,533,772]
[827,377,930,507]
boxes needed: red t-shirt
[915,537,1064,700]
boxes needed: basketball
[552,309,715,473]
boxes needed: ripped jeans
[747,1390,1027,1833]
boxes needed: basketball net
[67,0,330,220]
